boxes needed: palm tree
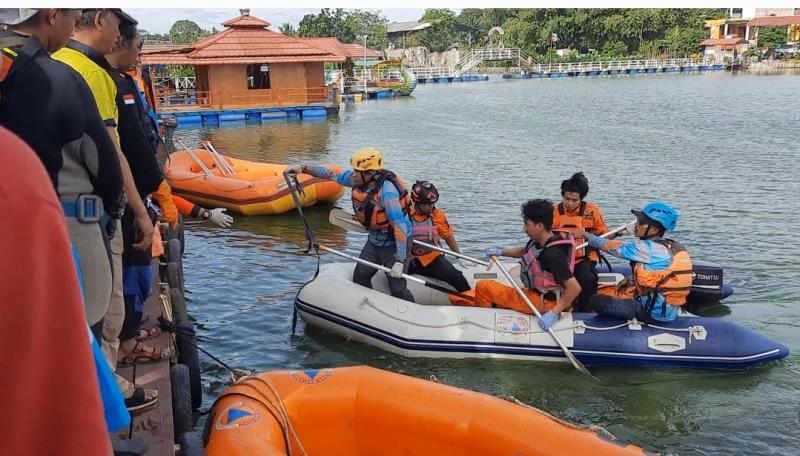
[280,22,298,37]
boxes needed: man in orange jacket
[552,172,613,312]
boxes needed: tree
[417,9,458,52]
[758,26,787,51]
[297,9,387,49]
[279,22,298,37]
[169,20,207,44]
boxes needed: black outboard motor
[687,260,725,304]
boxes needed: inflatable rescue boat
[294,262,787,370]
[204,366,648,455]
[165,148,344,215]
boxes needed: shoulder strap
[578,201,586,216]
[557,202,565,215]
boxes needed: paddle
[315,243,476,302]
[491,256,594,377]
[330,208,634,264]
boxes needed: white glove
[621,220,637,236]
[389,261,404,278]
[285,164,304,175]
[209,208,233,228]
[457,257,473,269]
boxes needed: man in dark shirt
[0,9,125,333]
[106,23,167,365]
[453,199,581,331]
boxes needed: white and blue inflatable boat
[295,262,787,370]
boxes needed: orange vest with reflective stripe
[351,171,411,231]
[633,239,693,306]
[554,201,604,262]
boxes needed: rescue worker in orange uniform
[552,172,613,312]
[575,202,692,323]
[287,148,414,302]
[454,199,582,331]
[407,181,470,292]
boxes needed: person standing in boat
[407,180,470,293]
[454,199,581,332]
[287,148,415,302]
[574,202,692,323]
[552,172,612,311]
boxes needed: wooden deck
[112,266,177,454]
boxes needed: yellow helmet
[350,147,383,171]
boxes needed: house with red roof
[141,9,345,111]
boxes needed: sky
[127,8,437,34]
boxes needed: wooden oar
[316,243,475,302]
[491,257,594,378]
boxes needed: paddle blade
[329,208,368,233]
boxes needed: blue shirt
[586,233,677,322]
[309,165,412,261]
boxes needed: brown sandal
[121,342,172,365]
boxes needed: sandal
[120,342,172,365]
[136,326,161,342]
[125,387,158,412]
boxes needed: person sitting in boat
[407,180,470,293]
[454,199,581,332]
[574,202,692,323]
[552,172,612,312]
[287,148,415,302]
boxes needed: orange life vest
[632,239,693,308]
[554,201,600,261]
[410,212,441,257]
[351,170,411,232]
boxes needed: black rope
[158,316,239,380]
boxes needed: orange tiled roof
[140,12,344,65]
[341,43,383,59]
[699,37,747,46]
[300,37,349,59]
[748,15,800,27]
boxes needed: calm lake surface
[177,71,799,454]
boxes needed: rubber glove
[457,257,473,269]
[485,246,503,259]
[389,261,404,278]
[285,164,304,175]
[208,208,233,228]
[538,311,558,331]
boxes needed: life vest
[632,239,693,317]
[519,230,576,294]
[351,170,411,232]
[410,212,441,257]
[555,201,598,261]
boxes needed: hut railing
[155,87,330,111]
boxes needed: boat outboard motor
[688,260,724,302]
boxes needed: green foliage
[409,8,727,59]
[298,9,388,49]
[758,26,787,50]
[168,20,209,44]
[279,22,298,37]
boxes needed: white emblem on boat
[495,314,531,345]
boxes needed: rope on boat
[240,376,310,456]
[357,297,708,342]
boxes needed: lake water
[176,71,800,454]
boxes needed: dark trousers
[408,255,471,292]
[590,294,645,321]
[573,259,598,312]
[353,241,415,302]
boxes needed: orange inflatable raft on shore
[165,145,344,216]
[204,366,651,456]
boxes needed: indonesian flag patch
[123,94,135,105]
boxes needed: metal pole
[363,34,367,99]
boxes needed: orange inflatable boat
[165,147,344,216]
[204,366,649,455]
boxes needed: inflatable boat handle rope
[357,297,709,343]
[222,376,310,456]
